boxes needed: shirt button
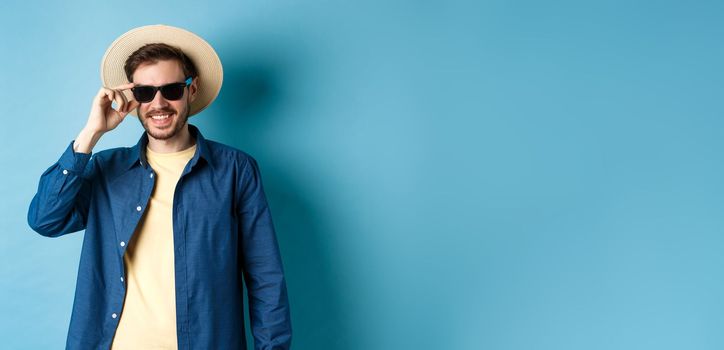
[120,276,124,282]
[112,313,118,319]
[120,241,125,247]
[149,173,154,178]
[136,206,142,212]
[62,169,68,175]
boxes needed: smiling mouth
[147,110,176,119]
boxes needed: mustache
[145,109,176,117]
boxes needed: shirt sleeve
[27,140,96,237]
[237,155,292,350]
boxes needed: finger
[97,87,112,102]
[103,89,122,111]
[125,100,140,113]
[111,82,135,91]
[120,96,136,115]
[102,89,115,105]
[123,89,140,113]
[117,89,129,112]
[112,89,126,112]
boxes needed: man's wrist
[73,128,103,154]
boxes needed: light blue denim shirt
[27,124,292,350]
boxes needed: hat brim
[100,24,223,117]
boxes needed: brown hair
[124,43,199,82]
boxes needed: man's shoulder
[92,145,135,161]
[203,138,258,165]
[90,146,136,172]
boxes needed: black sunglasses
[131,77,193,103]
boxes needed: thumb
[125,100,140,114]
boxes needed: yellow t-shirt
[111,143,197,350]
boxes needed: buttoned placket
[111,164,157,325]
[107,145,201,349]
[172,162,194,348]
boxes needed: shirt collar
[124,123,214,172]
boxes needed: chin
[144,115,188,140]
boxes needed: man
[27,24,292,350]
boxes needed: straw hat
[100,24,223,117]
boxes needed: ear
[189,76,199,103]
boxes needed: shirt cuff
[58,140,93,174]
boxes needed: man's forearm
[73,128,103,154]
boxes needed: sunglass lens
[161,84,186,100]
[132,87,156,103]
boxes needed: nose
[148,89,170,109]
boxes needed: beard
[136,97,190,141]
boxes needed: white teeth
[151,114,170,120]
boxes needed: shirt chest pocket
[174,176,238,253]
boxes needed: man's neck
[146,124,196,153]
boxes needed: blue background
[2,1,723,349]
